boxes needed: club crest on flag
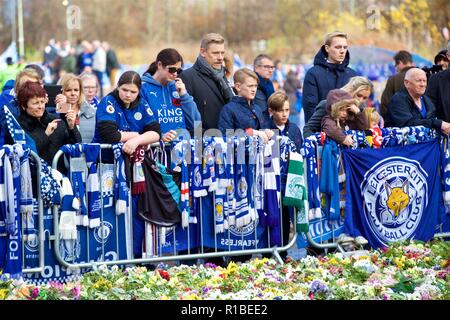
[93,221,113,244]
[361,157,427,245]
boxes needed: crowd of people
[1,31,449,262]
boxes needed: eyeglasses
[167,66,183,74]
[258,65,275,70]
[83,86,97,90]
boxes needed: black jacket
[302,46,357,122]
[426,69,450,123]
[384,88,441,129]
[180,59,232,130]
[18,110,81,166]
[303,99,327,137]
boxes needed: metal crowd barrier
[22,151,45,274]
[49,139,292,272]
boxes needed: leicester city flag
[343,139,444,248]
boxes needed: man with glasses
[180,33,234,130]
[253,54,275,125]
[380,50,415,118]
[303,31,357,122]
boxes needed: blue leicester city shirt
[93,94,157,143]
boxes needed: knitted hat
[326,89,353,111]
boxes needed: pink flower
[71,285,81,299]
[31,287,39,299]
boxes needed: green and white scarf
[283,152,308,232]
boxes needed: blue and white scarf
[60,144,88,226]
[234,137,252,228]
[4,105,37,153]
[39,158,61,208]
[58,177,79,240]
[112,143,129,215]
[83,144,101,228]
[302,134,322,220]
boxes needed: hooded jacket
[302,46,357,122]
[141,73,200,134]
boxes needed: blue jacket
[218,96,267,134]
[141,73,200,134]
[302,46,357,122]
[319,138,340,221]
[384,88,441,129]
[269,118,303,151]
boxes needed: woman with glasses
[141,48,200,142]
[80,72,100,108]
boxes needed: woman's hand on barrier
[45,120,59,136]
[342,135,355,147]
[55,94,67,105]
[122,138,140,155]
[161,130,177,143]
[65,110,77,130]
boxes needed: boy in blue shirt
[268,91,303,150]
[267,91,303,259]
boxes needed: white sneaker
[354,236,368,246]
[336,233,354,244]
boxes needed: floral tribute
[0,240,449,300]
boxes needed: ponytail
[146,61,158,76]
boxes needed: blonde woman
[56,73,96,142]
[304,76,373,137]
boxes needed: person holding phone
[17,81,81,171]
[141,48,200,142]
[56,73,96,143]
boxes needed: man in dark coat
[385,68,450,134]
[180,33,234,131]
[380,50,415,118]
[426,44,450,123]
[302,31,357,123]
[253,54,275,124]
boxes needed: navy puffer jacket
[302,46,357,122]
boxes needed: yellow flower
[0,289,8,300]
[184,293,200,300]
[328,257,338,265]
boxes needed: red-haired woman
[17,81,81,168]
